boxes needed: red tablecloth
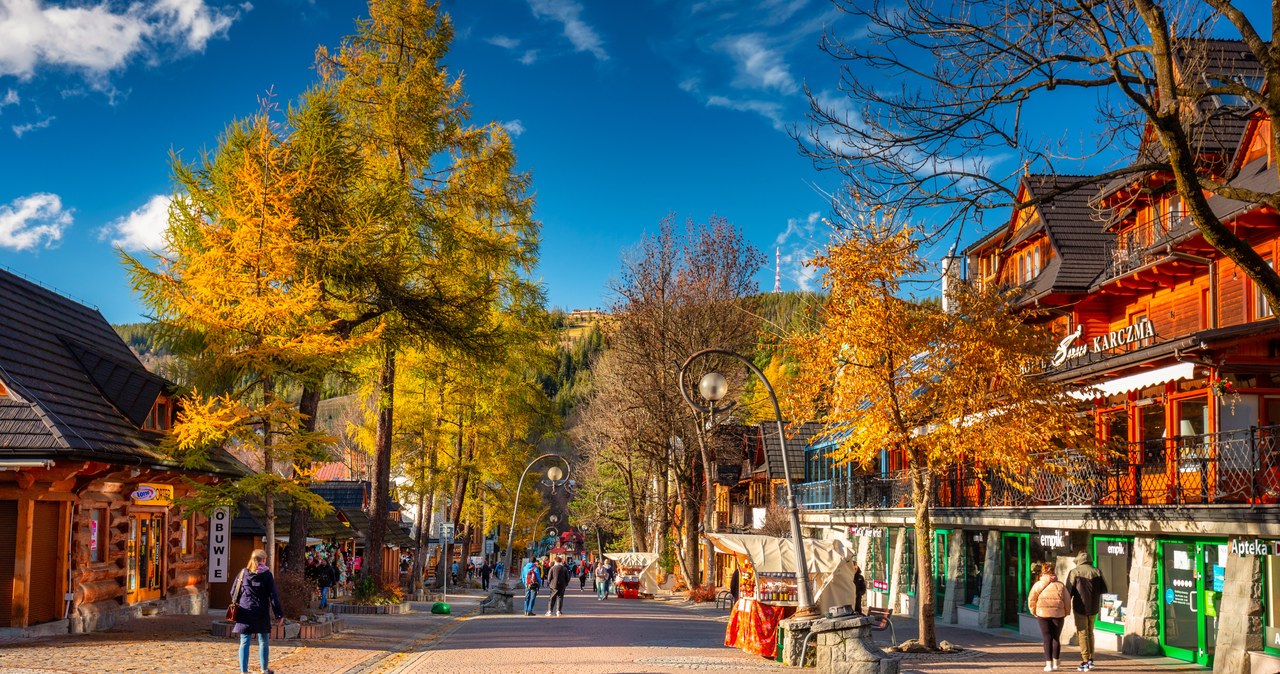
[725,598,791,658]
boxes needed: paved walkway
[0,589,1217,673]
[0,593,484,674]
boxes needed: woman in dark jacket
[231,549,284,674]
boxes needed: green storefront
[1155,538,1226,666]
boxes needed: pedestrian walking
[578,561,589,590]
[317,558,336,609]
[495,560,505,582]
[1066,550,1108,672]
[595,559,614,600]
[1028,561,1071,672]
[851,562,866,615]
[230,549,284,674]
[451,560,460,584]
[546,556,571,616]
[480,561,492,590]
[521,558,542,616]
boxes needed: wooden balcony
[797,424,1280,510]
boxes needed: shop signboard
[130,482,173,506]
[1048,317,1156,370]
[851,526,885,539]
[1037,529,1072,553]
[1229,538,1280,556]
[208,506,230,584]
[1268,627,1280,651]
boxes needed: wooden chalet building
[0,269,242,636]
[797,40,1280,672]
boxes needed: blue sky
[0,0,858,323]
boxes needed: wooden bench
[865,606,896,646]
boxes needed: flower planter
[327,602,411,615]
[211,617,344,639]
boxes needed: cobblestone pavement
[0,593,483,674]
[0,589,1219,674]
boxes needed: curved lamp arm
[676,347,816,617]
[501,453,571,589]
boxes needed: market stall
[707,533,857,659]
[604,551,659,598]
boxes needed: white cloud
[486,35,520,49]
[775,211,826,291]
[0,89,17,110]
[502,119,526,137]
[101,194,171,251]
[0,193,71,251]
[0,0,243,82]
[12,115,54,137]
[519,49,538,65]
[717,33,796,95]
[528,0,607,61]
[707,94,785,130]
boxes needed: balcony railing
[798,425,1280,510]
[1099,213,1187,283]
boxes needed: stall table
[725,597,795,658]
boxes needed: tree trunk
[284,386,323,572]
[263,375,276,570]
[367,343,396,586]
[696,427,716,587]
[681,492,700,588]
[656,449,670,568]
[911,466,937,649]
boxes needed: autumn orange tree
[125,111,360,558]
[786,215,1095,648]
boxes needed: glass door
[1157,539,1226,666]
[1002,533,1030,628]
[934,530,950,616]
[127,513,164,603]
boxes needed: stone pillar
[779,616,817,666]
[1212,547,1263,674]
[813,617,901,674]
[888,527,908,615]
[941,530,965,624]
[978,530,1003,628]
[1121,536,1161,656]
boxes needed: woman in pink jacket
[1027,561,1071,672]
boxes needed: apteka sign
[1050,317,1156,369]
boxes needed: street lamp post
[678,348,817,618]
[500,453,570,592]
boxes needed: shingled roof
[0,267,242,475]
[756,422,822,482]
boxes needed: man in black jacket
[317,558,337,609]
[1066,550,1108,672]
[546,556,572,616]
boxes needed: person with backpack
[1028,561,1071,672]
[521,557,542,616]
[1066,551,1108,672]
[595,559,614,600]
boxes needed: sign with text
[1037,529,1072,552]
[851,526,885,538]
[130,482,173,506]
[1230,539,1280,557]
[208,506,230,584]
[1049,317,1156,370]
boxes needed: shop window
[867,533,888,593]
[963,531,986,607]
[1255,258,1275,321]
[88,508,107,563]
[1092,537,1133,634]
[1265,555,1280,655]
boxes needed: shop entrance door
[126,513,164,603]
[933,530,950,616]
[1002,533,1031,628]
[1157,539,1226,666]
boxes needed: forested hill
[113,322,173,375]
[540,309,607,417]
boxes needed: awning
[1073,361,1197,399]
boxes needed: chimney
[941,246,962,313]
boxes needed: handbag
[225,570,244,622]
